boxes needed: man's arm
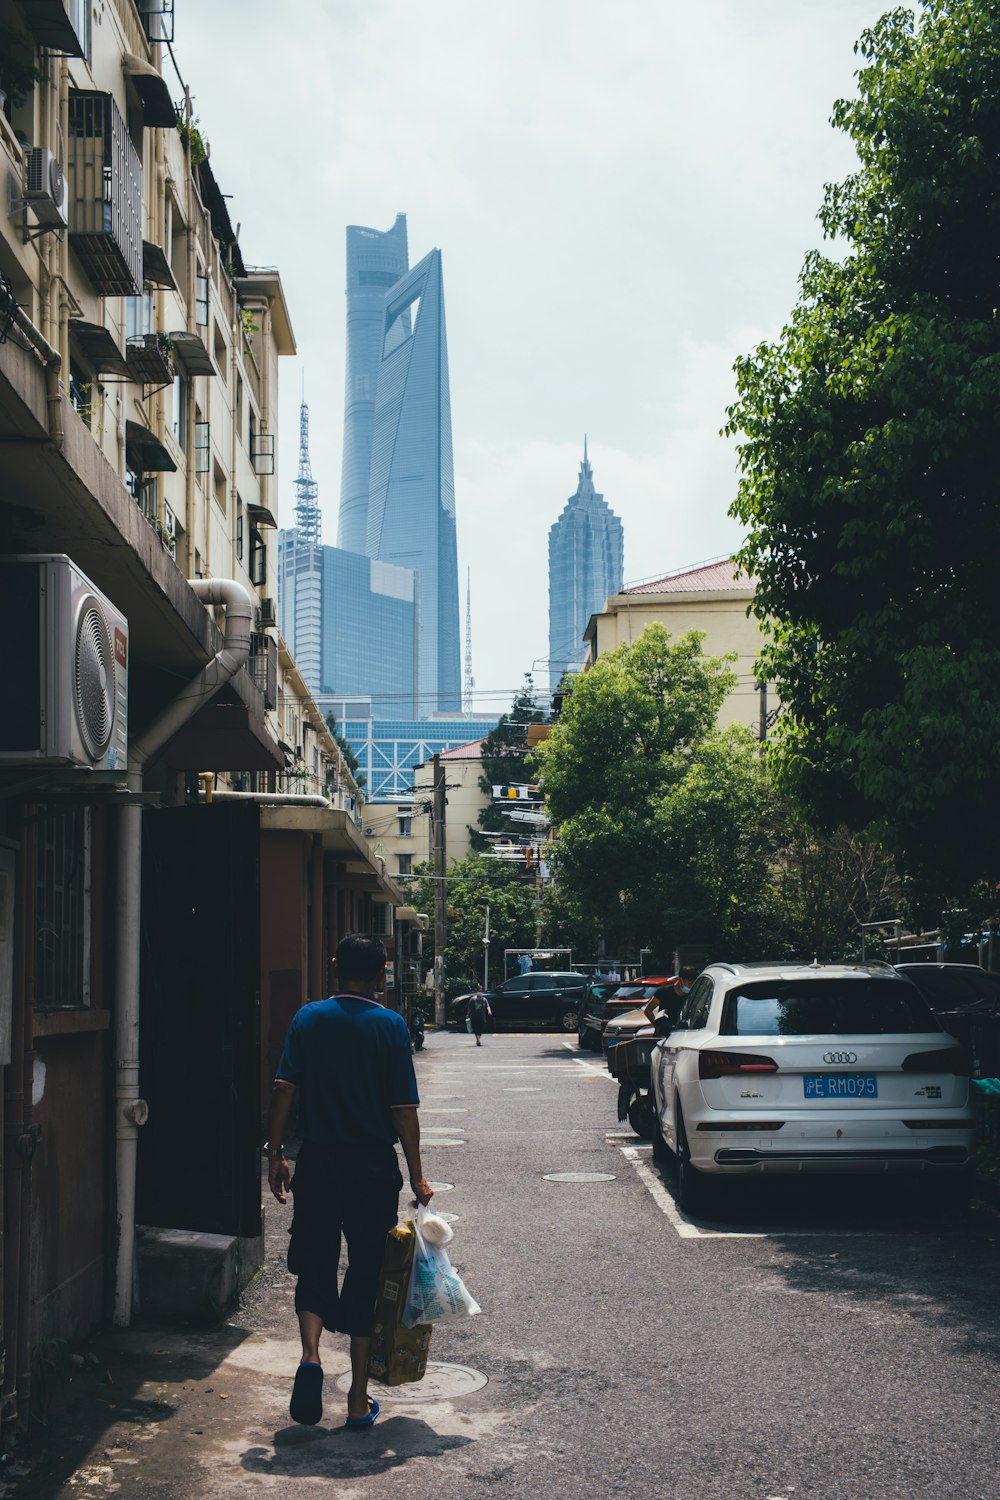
[392,1107,433,1205]
[266,1080,297,1203]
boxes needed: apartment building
[0,1,399,1416]
[582,560,777,735]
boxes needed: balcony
[126,332,173,387]
[67,91,142,296]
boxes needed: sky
[175,0,889,716]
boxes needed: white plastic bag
[401,1205,481,1327]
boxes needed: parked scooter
[409,1005,425,1051]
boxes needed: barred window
[33,808,92,1010]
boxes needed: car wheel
[674,1103,707,1215]
[627,1095,654,1138]
[577,1027,588,1049]
[651,1099,670,1164]
[559,1007,579,1033]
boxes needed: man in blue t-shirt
[267,933,433,1430]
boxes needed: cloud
[177,0,885,717]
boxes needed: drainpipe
[8,305,63,450]
[112,579,252,1326]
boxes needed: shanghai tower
[338,214,410,553]
[338,216,461,713]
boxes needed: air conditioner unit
[257,596,277,629]
[25,147,67,229]
[0,555,128,771]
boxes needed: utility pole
[757,680,768,743]
[483,901,490,989]
[431,753,447,1027]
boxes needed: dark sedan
[449,971,590,1032]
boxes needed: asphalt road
[20,1029,1000,1500]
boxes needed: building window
[397,854,412,877]
[125,290,154,341]
[69,359,92,427]
[398,815,412,838]
[236,509,244,561]
[33,808,91,1010]
[172,372,187,449]
[249,525,266,586]
[195,269,209,327]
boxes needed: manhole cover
[423,1108,469,1114]
[339,1363,487,1402]
[542,1171,616,1183]
[428,1180,455,1193]
[424,1138,465,1147]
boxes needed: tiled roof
[439,738,485,759]
[621,558,752,595]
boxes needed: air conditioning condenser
[0,554,128,771]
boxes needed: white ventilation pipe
[113,580,253,1326]
[206,790,331,808]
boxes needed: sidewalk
[7,1165,495,1499]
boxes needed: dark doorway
[137,803,261,1237]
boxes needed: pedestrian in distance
[267,933,434,1431]
[467,988,492,1045]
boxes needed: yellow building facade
[583,559,775,735]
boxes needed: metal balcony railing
[68,91,142,296]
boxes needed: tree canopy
[727,0,1000,906]
[535,627,792,958]
[407,853,539,996]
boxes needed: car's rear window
[720,979,939,1036]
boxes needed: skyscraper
[548,442,624,692]
[279,396,418,717]
[338,214,410,554]
[364,247,460,713]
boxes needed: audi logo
[823,1050,858,1064]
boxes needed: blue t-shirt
[276,994,419,1147]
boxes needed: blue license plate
[803,1073,877,1099]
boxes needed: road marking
[561,1042,618,1081]
[617,1147,919,1241]
[617,1145,749,1239]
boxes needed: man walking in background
[468,987,492,1045]
[267,933,433,1430]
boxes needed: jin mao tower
[548,441,624,693]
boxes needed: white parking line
[618,1145,766,1240]
[561,1041,618,1080]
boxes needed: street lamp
[483,901,490,990]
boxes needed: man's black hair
[336,933,388,984]
[679,963,699,979]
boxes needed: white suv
[650,961,975,1212]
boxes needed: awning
[68,319,130,376]
[143,240,177,289]
[125,420,177,474]
[123,54,178,130]
[196,159,247,276]
[247,504,278,530]
[22,2,87,56]
[170,330,217,377]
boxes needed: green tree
[727,0,1000,909]
[537,626,780,957]
[470,676,544,850]
[407,853,539,997]
[325,713,364,787]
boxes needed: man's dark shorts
[288,1140,403,1336]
